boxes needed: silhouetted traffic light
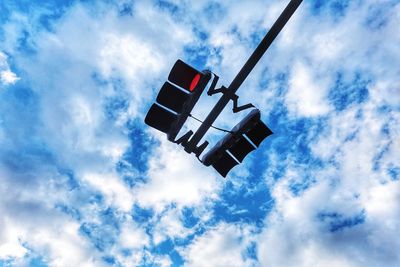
[143,0,303,177]
[202,109,272,177]
[145,60,211,141]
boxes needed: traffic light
[145,60,211,141]
[202,109,272,177]
[144,0,302,177]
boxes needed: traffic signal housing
[202,109,272,177]
[145,60,211,141]
[143,0,302,178]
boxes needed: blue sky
[0,0,399,266]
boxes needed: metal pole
[185,0,303,153]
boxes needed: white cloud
[0,1,200,264]
[0,183,105,267]
[255,1,400,266]
[0,52,19,86]
[363,181,400,258]
[28,221,107,267]
[257,88,399,266]
[256,175,399,267]
[81,171,134,212]
[152,207,194,245]
[181,223,257,267]
[0,70,20,85]
[0,220,28,259]
[118,219,149,250]
[110,218,150,267]
[134,137,221,211]
[286,60,332,117]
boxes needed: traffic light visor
[168,60,203,91]
[232,109,272,147]
[145,104,178,134]
[202,133,239,177]
[212,151,238,177]
[202,109,273,177]
[228,137,255,162]
[156,82,190,113]
[245,121,273,147]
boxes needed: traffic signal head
[145,60,211,141]
[202,109,272,177]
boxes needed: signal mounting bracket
[209,84,255,113]
[231,94,254,113]
[174,130,209,157]
[206,74,224,96]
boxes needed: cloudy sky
[1,0,399,266]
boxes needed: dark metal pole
[185,0,303,153]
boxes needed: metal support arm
[184,0,303,154]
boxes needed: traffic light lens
[189,74,201,91]
[168,59,202,91]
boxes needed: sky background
[0,0,399,266]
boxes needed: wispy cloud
[0,51,19,86]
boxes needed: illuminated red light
[189,74,201,92]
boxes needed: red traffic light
[145,60,211,142]
[168,60,204,92]
[189,74,201,91]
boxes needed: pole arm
[185,0,303,153]
[227,0,303,93]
